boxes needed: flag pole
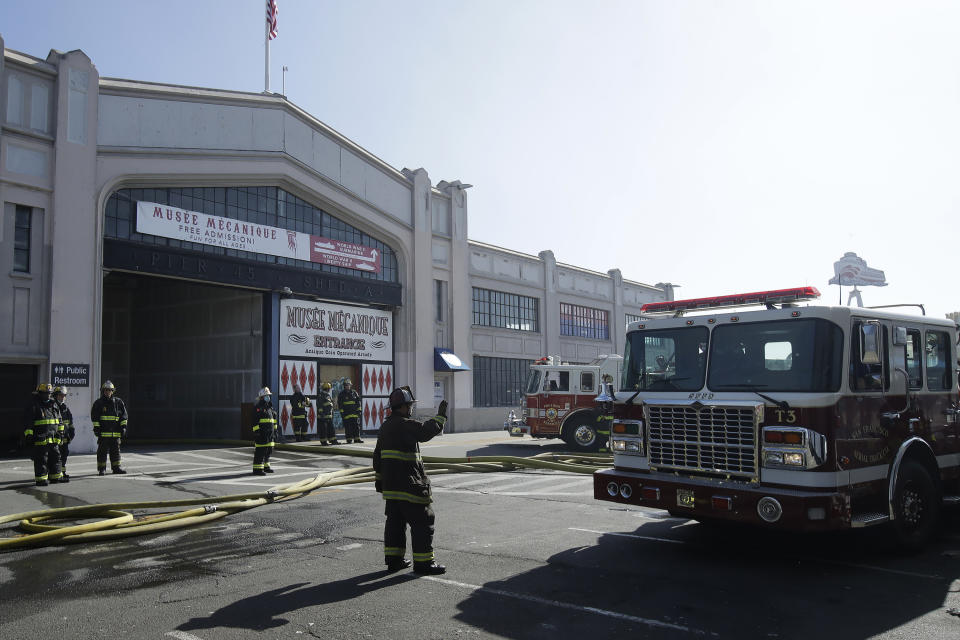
[264,11,271,92]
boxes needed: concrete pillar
[406,168,436,412]
[539,250,558,358]
[443,182,472,427]
[48,49,100,453]
[608,268,624,356]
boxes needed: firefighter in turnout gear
[290,383,312,442]
[252,387,278,475]
[594,376,615,453]
[91,380,128,475]
[372,386,448,575]
[53,386,75,481]
[337,379,362,443]
[24,383,64,486]
[318,382,338,445]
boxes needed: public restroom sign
[280,299,392,362]
[136,202,381,274]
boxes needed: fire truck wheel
[563,420,599,451]
[891,459,940,553]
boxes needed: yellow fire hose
[0,442,610,551]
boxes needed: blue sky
[3,1,958,317]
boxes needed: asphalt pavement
[1,431,959,639]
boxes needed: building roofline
[467,239,664,292]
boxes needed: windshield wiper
[711,384,790,411]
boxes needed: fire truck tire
[562,419,599,452]
[891,459,940,552]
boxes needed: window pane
[473,356,533,407]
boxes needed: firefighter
[252,387,278,475]
[91,380,128,475]
[317,381,338,445]
[372,386,448,575]
[290,383,312,442]
[53,386,75,481]
[24,383,64,486]
[594,376,614,453]
[337,379,363,443]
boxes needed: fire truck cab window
[925,330,951,391]
[525,370,543,395]
[709,319,843,392]
[905,329,923,389]
[850,321,888,392]
[623,327,708,392]
[580,372,594,391]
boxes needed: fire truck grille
[646,405,758,478]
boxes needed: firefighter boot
[35,480,49,487]
[264,465,274,473]
[386,558,411,573]
[413,562,446,575]
[112,468,127,475]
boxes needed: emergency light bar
[640,286,820,315]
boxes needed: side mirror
[861,322,882,365]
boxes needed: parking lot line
[568,527,685,545]
[423,576,706,634]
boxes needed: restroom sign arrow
[51,363,90,387]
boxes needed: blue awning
[434,348,471,372]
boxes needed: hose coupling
[203,505,217,514]
[266,490,279,501]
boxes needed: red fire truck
[593,286,960,549]
[505,354,623,451]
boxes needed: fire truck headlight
[764,451,784,466]
[625,441,640,452]
[783,452,805,466]
[612,440,627,452]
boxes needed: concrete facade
[0,39,673,451]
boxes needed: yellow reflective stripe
[254,442,275,448]
[259,418,277,424]
[291,414,306,419]
[382,491,431,504]
[381,450,420,462]
[33,418,58,426]
[100,432,122,437]
[120,420,128,426]
[100,416,119,421]
[384,547,405,557]
[24,429,34,436]
[33,438,58,445]
[433,415,447,425]
[412,551,435,561]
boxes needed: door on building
[319,364,359,434]
[0,363,38,455]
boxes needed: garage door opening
[101,273,263,440]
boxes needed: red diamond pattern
[378,370,384,393]
[308,366,316,393]
[363,403,370,424]
[308,405,316,428]
[280,363,289,393]
[385,369,392,390]
[298,365,307,391]
[280,403,290,430]
[363,368,371,393]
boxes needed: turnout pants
[383,499,436,566]
[59,442,70,474]
[96,437,122,472]
[253,432,274,471]
[32,443,62,483]
[292,417,309,441]
[343,417,360,441]
[319,418,335,441]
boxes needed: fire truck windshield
[622,327,708,392]
[524,369,543,395]
[707,318,843,392]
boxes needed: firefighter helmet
[53,386,68,396]
[258,387,272,399]
[102,380,116,391]
[293,383,302,392]
[321,382,331,391]
[36,383,53,393]
[344,379,352,386]
[389,386,416,408]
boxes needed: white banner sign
[280,300,392,361]
[137,201,309,260]
[136,201,382,273]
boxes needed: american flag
[267,0,279,40]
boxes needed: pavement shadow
[449,514,960,639]
[464,440,577,458]
[178,571,418,632]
